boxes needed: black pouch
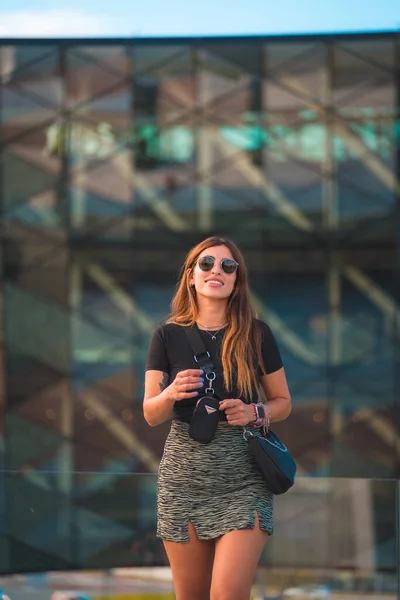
[184,326,223,444]
[189,393,221,443]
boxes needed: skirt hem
[157,520,274,543]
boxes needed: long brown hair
[166,236,265,400]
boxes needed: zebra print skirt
[157,419,274,543]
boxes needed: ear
[187,268,194,287]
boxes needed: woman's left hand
[219,399,254,426]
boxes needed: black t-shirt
[145,320,283,422]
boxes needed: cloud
[0,9,121,37]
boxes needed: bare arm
[259,367,291,423]
[143,368,203,427]
[143,370,174,427]
[218,367,291,427]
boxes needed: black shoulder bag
[243,428,296,495]
[185,325,296,494]
[184,326,223,444]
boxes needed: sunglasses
[197,255,239,275]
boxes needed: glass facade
[0,33,399,596]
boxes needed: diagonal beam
[333,120,399,197]
[250,292,320,365]
[84,261,154,333]
[19,140,191,233]
[343,266,398,325]
[352,408,400,459]
[276,73,400,197]
[76,262,160,472]
[4,188,60,226]
[135,173,191,232]
[112,153,190,232]
[209,129,313,231]
[80,391,159,472]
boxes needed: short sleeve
[145,326,170,373]
[259,321,283,375]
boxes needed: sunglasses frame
[196,255,239,275]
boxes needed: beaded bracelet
[263,403,271,435]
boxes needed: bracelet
[250,417,264,427]
[263,403,271,433]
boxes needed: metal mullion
[393,36,400,481]
[258,42,270,251]
[0,40,12,575]
[127,42,136,395]
[59,41,79,569]
[195,44,213,232]
[324,40,342,479]
[396,478,400,600]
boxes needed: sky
[0,0,399,38]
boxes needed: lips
[206,279,224,286]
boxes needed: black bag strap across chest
[184,325,216,379]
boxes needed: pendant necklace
[204,328,222,341]
[197,321,227,341]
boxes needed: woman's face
[189,245,237,302]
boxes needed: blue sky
[0,0,399,37]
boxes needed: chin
[203,289,230,300]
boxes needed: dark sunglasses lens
[198,256,214,271]
[222,259,237,274]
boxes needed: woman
[144,236,291,600]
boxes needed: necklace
[196,321,227,341]
[197,321,227,329]
[202,328,224,341]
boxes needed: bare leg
[163,520,215,600]
[210,513,268,600]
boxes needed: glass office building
[0,32,399,598]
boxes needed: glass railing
[0,475,398,600]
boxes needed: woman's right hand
[164,369,204,402]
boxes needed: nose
[211,262,222,275]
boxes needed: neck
[196,298,227,328]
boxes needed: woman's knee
[175,581,211,600]
[210,582,251,600]
[164,523,214,600]
[171,565,213,600]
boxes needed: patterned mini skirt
[157,420,274,543]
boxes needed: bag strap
[184,325,219,395]
[184,325,216,377]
